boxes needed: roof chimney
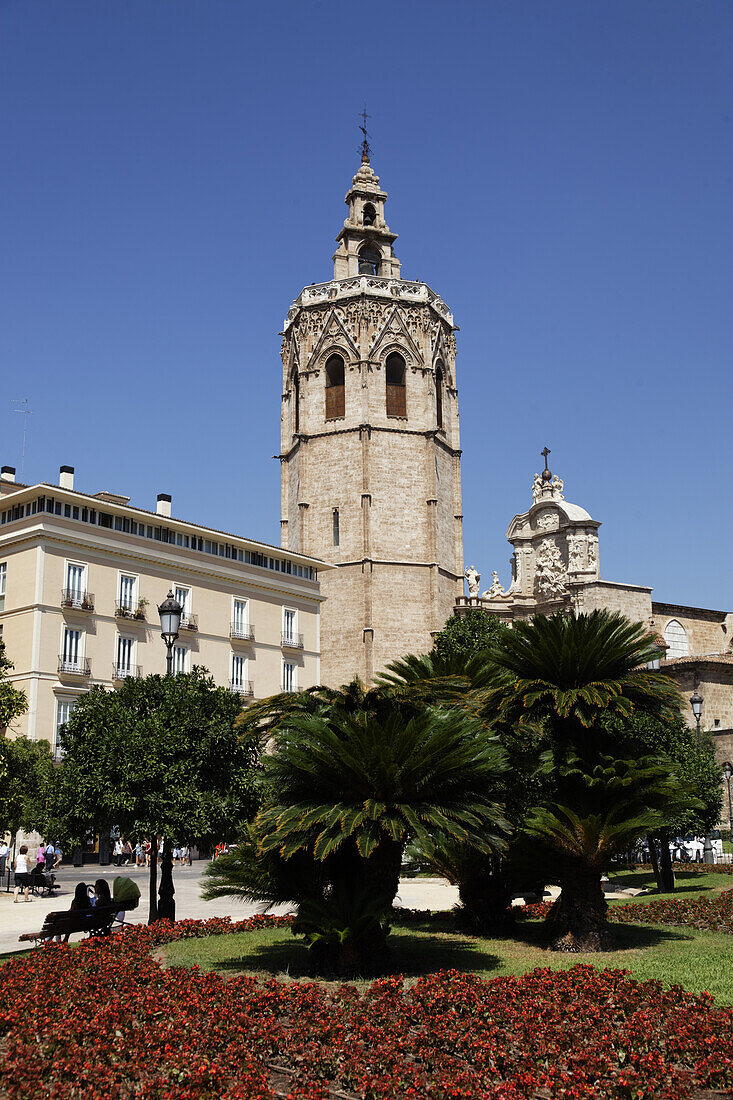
[1,466,16,483]
[157,493,172,518]
[59,465,75,490]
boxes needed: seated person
[57,882,93,943]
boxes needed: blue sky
[2,0,732,609]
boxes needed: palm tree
[485,610,688,950]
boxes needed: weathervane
[359,103,372,164]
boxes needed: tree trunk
[658,829,675,893]
[647,834,662,891]
[458,859,515,933]
[148,840,158,924]
[545,866,611,952]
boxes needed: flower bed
[518,889,733,932]
[2,916,733,1098]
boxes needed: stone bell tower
[279,147,464,686]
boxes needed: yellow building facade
[0,465,328,752]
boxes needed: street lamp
[158,590,182,675]
[154,590,183,923]
[723,762,733,852]
[690,691,714,864]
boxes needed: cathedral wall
[293,434,363,562]
[367,434,431,561]
[571,580,653,624]
[652,602,729,657]
[435,445,461,575]
[666,663,733,734]
[317,563,368,686]
[369,562,443,674]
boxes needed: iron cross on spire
[359,104,372,163]
[541,445,551,472]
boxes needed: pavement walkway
[0,864,461,956]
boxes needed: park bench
[18,902,135,945]
[29,867,60,898]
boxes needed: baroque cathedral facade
[279,151,463,686]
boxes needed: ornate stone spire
[332,146,401,280]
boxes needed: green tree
[208,699,508,973]
[52,669,259,920]
[0,736,55,838]
[432,609,507,662]
[485,610,693,951]
[0,640,27,733]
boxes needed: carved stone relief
[535,509,559,533]
[535,538,568,598]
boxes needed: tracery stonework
[280,155,464,686]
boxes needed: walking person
[44,841,55,874]
[53,844,63,869]
[13,845,31,903]
[0,839,9,881]
[122,838,133,866]
[113,838,123,867]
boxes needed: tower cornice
[283,276,455,333]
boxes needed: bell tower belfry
[279,151,464,687]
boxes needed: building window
[664,619,688,659]
[325,354,345,420]
[119,574,137,611]
[231,653,247,689]
[115,636,135,679]
[172,646,188,674]
[62,627,83,670]
[64,562,87,607]
[292,369,300,434]
[55,698,75,754]
[232,599,250,638]
[0,561,5,612]
[282,661,296,692]
[175,585,192,625]
[358,243,381,275]
[283,608,297,646]
[386,353,407,417]
[435,362,444,429]
[332,508,340,546]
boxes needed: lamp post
[723,762,733,856]
[155,590,183,923]
[690,691,714,864]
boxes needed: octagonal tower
[279,153,464,686]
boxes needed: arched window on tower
[435,361,444,429]
[358,243,381,276]
[291,369,300,434]
[362,202,376,227]
[386,353,407,418]
[664,619,689,659]
[325,354,345,420]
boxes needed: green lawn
[607,866,733,903]
[161,912,733,1004]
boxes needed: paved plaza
[0,862,462,956]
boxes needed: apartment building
[0,465,329,752]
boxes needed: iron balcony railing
[180,613,198,631]
[230,622,255,641]
[229,680,254,698]
[112,664,142,681]
[58,655,91,676]
[281,632,304,649]
[61,589,95,612]
[115,601,147,621]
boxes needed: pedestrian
[122,838,133,866]
[44,840,55,874]
[13,845,31,903]
[113,838,123,867]
[53,844,63,869]
[0,839,9,879]
[134,840,143,867]
[36,841,47,872]
[143,838,151,866]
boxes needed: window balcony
[229,680,254,698]
[112,664,142,681]
[58,656,91,677]
[61,589,95,612]
[180,613,198,631]
[230,622,255,642]
[281,632,304,649]
[115,601,147,622]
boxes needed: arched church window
[332,508,340,546]
[362,203,376,227]
[386,353,407,418]
[325,354,345,420]
[358,244,381,276]
[291,369,300,434]
[435,361,444,429]
[664,619,688,659]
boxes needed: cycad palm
[258,707,508,909]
